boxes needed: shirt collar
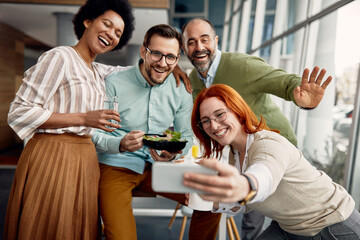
[134,59,149,87]
[235,133,255,173]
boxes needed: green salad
[143,129,184,142]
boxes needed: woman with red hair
[184,84,360,239]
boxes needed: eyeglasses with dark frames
[198,108,231,130]
[145,47,178,65]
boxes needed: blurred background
[1,0,360,239]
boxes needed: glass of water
[104,96,118,126]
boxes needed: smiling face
[183,19,218,76]
[83,10,125,55]
[140,34,180,86]
[199,97,244,148]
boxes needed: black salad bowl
[143,139,188,153]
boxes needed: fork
[144,133,167,137]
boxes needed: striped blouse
[8,46,125,140]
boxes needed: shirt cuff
[107,136,122,153]
[245,163,273,203]
[92,131,122,154]
[212,202,246,217]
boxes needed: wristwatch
[238,174,257,205]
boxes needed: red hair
[191,84,279,159]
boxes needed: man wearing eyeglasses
[92,24,221,240]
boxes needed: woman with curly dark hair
[4,0,135,239]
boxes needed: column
[126,44,141,66]
[53,12,77,46]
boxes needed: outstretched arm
[183,159,256,203]
[293,66,332,109]
[173,64,193,94]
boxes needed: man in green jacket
[181,18,332,146]
[180,18,332,239]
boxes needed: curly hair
[191,84,278,159]
[73,0,135,51]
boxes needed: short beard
[146,65,169,86]
[188,50,216,74]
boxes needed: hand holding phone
[152,162,217,193]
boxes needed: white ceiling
[0,3,169,48]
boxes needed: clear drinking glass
[104,96,118,126]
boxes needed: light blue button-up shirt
[92,61,193,174]
[197,49,222,88]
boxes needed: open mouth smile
[99,36,110,46]
[153,67,166,73]
[195,54,207,59]
[193,50,210,60]
[214,128,228,137]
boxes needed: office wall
[0,22,24,150]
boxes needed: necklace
[73,47,93,71]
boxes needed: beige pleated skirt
[3,133,101,240]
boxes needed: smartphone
[152,162,217,193]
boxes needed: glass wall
[259,0,276,59]
[174,0,204,13]
[246,0,257,53]
[333,2,360,206]
[171,0,226,47]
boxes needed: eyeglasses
[146,47,178,65]
[198,108,231,130]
